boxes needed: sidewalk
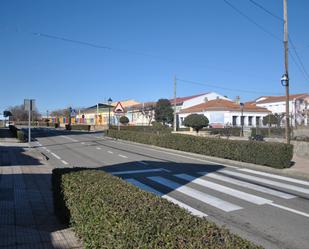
[0,128,82,249]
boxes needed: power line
[177,78,281,95]
[288,36,309,82]
[222,0,281,41]
[248,0,284,22]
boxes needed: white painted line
[199,171,296,199]
[96,147,101,150]
[148,176,242,212]
[111,168,166,175]
[61,160,69,165]
[95,136,102,139]
[42,147,47,150]
[50,152,61,160]
[175,174,272,205]
[46,149,51,153]
[126,178,207,218]
[37,142,42,146]
[60,135,78,142]
[222,170,309,195]
[238,168,309,187]
[118,154,128,158]
[268,203,309,218]
[81,142,85,145]
[139,161,149,165]
[107,151,114,154]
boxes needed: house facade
[254,93,309,126]
[179,99,270,128]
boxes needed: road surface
[30,128,309,249]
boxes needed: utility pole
[173,76,177,132]
[283,0,290,144]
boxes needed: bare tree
[8,105,41,121]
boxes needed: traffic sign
[113,102,125,115]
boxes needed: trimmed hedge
[110,125,172,133]
[251,128,285,138]
[9,125,26,142]
[206,127,241,137]
[69,125,91,131]
[107,130,293,168]
[52,168,261,249]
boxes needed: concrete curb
[106,136,309,181]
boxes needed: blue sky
[0,0,308,114]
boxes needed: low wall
[292,141,309,159]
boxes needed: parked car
[249,135,264,141]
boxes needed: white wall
[181,92,230,109]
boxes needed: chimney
[235,96,240,104]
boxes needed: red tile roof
[180,99,270,113]
[255,93,309,104]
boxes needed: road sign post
[113,102,126,131]
[24,99,35,148]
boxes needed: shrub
[119,116,129,125]
[107,130,293,168]
[17,130,26,142]
[52,168,261,249]
[207,127,241,137]
[70,125,91,131]
[251,127,285,138]
[183,114,209,133]
[110,125,172,134]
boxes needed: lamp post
[240,102,244,137]
[281,74,290,144]
[108,98,112,129]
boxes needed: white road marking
[175,174,272,205]
[118,154,128,158]
[50,152,61,160]
[60,135,78,142]
[107,151,114,154]
[148,176,242,212]
[198,171,296,199]
[61,160,69,165]
[81,142,85,145]
[111,168,167,175]
[222,170,309,195]
[126,178,207,217]
[46,149,51,153]
[268,203,309,218]
[96,147,101,150]
[238,168,309,187]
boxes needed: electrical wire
[248,0,284,22]
[222,0,281,41]
[177,78,281,95]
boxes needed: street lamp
[240,102,244,137]
[281,73,290,144]
[108,98,112,129]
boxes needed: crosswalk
[121,167,309,219]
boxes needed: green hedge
[251,127,285,138]
[67,124,91,131]
[9,125,26,142]
[107,130,293,168]
[52,168,261,249]
[206,127,241,137]
[110,125,172,133]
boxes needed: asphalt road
[30,127,309,249]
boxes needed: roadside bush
[207,127,241,137]
[251,127,285,137]
[70,125,91,131]
[107,130,293,168]
[9,125,26,142]
[52,168,261,249]
[110,125,172,134]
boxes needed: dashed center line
[81,142,85,145]
[107,151,114,154]
[96,147,101,150]
[50,152,61,160]
[61,160,69,165]
[118,154,128,158]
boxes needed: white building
[254,93,309,126]
[179,99,270,128]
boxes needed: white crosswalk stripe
[175,174,272,205]
[222,170,309,195]
[126,178,208,217]
[238,168,309,187]
[148,176,242,212]
[198,171,296,199]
